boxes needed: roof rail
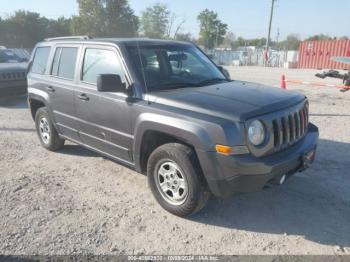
[44,35,90,41]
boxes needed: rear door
[45,45,81,141]
[74,44,133,164]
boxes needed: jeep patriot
[27,37,319,216]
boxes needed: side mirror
[207,54,214,60]
[97,74,125,93]
[217,66,231,80]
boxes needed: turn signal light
[215,145,233,155]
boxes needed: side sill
[59,134,136,169]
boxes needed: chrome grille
[272,102,309,150]
[0,71,26,81]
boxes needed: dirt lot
[0,66,349,255]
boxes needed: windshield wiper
[196,78,230,86]
[155,82,200,90]
[151,78,230,91]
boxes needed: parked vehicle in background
[27,37,319,217]
[0,47,28,96]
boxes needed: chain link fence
[207,48,298,68]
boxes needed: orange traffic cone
[281,74,286,90]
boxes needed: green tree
[234,37,246,48]
[175,32,192,42]
[229,37,270,49]
[46,17,72,38]
[71,0,138,37]
[167,14,186,39]
[0,11,72,47]
[222,31,236,49]
[278,34,301,50]
[245,38,267,48]
[0,10,48,47]
[140,3,170,38]
[102,0,139,37]
[197,9,227,49]
[305,34,332,41]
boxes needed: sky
[1,0,349,40]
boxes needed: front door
[74,46,133,165]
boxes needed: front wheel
[147,143,210,217]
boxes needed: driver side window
[82,48,126,85]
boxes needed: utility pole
[265,0,276,66]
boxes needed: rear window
[51,47,78,80]
[31,47,51,74]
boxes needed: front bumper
[199,123,319,197]
[0,80,27,96]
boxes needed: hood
[148,81,305,121]
[0,63,28,73]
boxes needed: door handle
[78,93,89,101]
[46,86,55,93]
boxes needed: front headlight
[248,120,265,146]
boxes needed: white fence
[208,49,298,68]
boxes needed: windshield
[125,43,228,92]
[0,50,22,63]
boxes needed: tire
[147,143,210,217]
[35,107,65,151]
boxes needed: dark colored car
[27,37,319,216]
[0,48,28,96]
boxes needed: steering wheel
[178,70,191,78]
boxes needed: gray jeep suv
[27,37,319,216]
[0,48,28,95]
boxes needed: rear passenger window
[82,49,125,84]
[51,47,78,80]
[31,47,51,74]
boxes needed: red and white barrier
[280,74,350,90]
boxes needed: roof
[41,37,191,47]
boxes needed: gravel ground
[0,66,349,255]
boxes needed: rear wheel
[147,143,210,217]
[35,107,65,151]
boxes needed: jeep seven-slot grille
[272,102,309,150]
[0,71,26,81]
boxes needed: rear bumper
[199,123,319,197]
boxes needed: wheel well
[139,130,196,175]
[29,99,45,120]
